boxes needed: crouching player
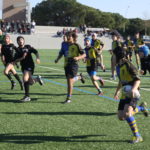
[13,36,43,102]
[114,46,149,144]
[84,37,104,95]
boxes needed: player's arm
[74,45,86,61]
[1,46,6,65]
[114,81,122,100]
[55,51,63,63]
[14,52,27,63]
[31,47,40,64]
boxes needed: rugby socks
[133,106,144,114]
[126,116,140,137]
[14,74,22,83]
[24,81,30,97]
[6,73,15,83]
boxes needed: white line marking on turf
[38,65,64,72]
[37,65,150,92]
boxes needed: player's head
[135,32,140,39]
[84,37,91,46]
[127,36,130,40]
[17,36,25,46]
[66,32,77,43]
[4,34,11,44]
[112,34,117,41]
[115,46,126,64]
[63,35,67,42]
[92,33,97,40]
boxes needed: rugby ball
[122,85,140,99]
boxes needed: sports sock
[133,105,144,115]
[6,74,15,83]
[126,116,140,137]
[14,74,22,84]
[24,81,30,97]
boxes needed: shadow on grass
[1,111,116,116]
[0,133,128,144]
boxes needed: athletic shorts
[87,67,97,76]
[21,66,35,75]
[118,98,139,110]
[64,64,78,78]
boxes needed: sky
[0,0,150,19]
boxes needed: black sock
[14,74,22,84]
[6,74,15,83]
[24,82,30,97]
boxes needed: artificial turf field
[0,49,149,150]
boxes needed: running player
[1,34,23,90]
[13,36,43,102]
[124,36,134,61]
[84,37,104,95]
[55,32,86,103]
[91,33,105,71]
[114,46,149,144]
[133,32,144,70]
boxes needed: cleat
[130,136,143,144]
[110,75,116,80]
[11,82,16,90]
[80,73,85,84]
[20,96,31,102]
[99,78,104,86]
[98,91,103,96]
[37,75,44,85]
[140,102,149,117]
[63,98,71,104]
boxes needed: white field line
[36,65,150,92]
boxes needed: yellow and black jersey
[124,40,134,51]
[116,59,140,86]
[91,39,104,50]
[65,43,84,66]
[133,38,144,51]
[85,47,97,67]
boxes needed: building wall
[2,0,26,22]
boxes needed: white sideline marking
[37,65,150,92]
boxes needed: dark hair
[17,36,24,41]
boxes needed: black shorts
[64,64,78,78]
[118,98,139,110]
[87,66,97,75]
[21,66,35,75]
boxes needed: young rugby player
[84,37,104,95]
[1,34,23,90]
[114,46,149,144]
[13,36,43,102]
[91,33,105,71]
[133,32,144,70]
[55,32,86,103]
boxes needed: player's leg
[4,63,16,89]
[91,75,103,95]
[10,65,24,90]
[124,103,143,144]
[20,70,31,102]
[135,52,140,70]
[110,54,116,80]
[99,53,105,72]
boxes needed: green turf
[0,50,149,150]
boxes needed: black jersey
[1,43,18,63]
[17,45,38,67]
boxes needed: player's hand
[55,59,58,63]
[36,58,40,64]
[74,57,79,61]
